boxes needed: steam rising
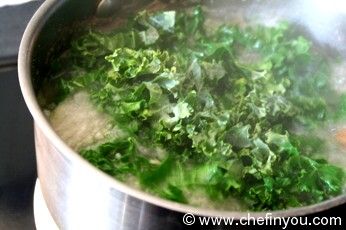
[208,0,346,56]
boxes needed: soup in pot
[39,4,346,211]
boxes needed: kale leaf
[49,6,345,211]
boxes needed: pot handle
[96,0,121,18]
[96,0,172,18]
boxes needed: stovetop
[0,1,42,229]
[0,1,345,230]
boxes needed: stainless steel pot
[18,0,346,229]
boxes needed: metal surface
[18,0,346,229]
[33,179,64,230]
[96,0,121,17]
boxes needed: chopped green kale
[48,6,345,211]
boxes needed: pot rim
[18,0,346,218]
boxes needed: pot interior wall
[30,0,97,92]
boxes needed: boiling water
[48,91,115,151]
[45,1,346,209]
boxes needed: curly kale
[48,6,345,211]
